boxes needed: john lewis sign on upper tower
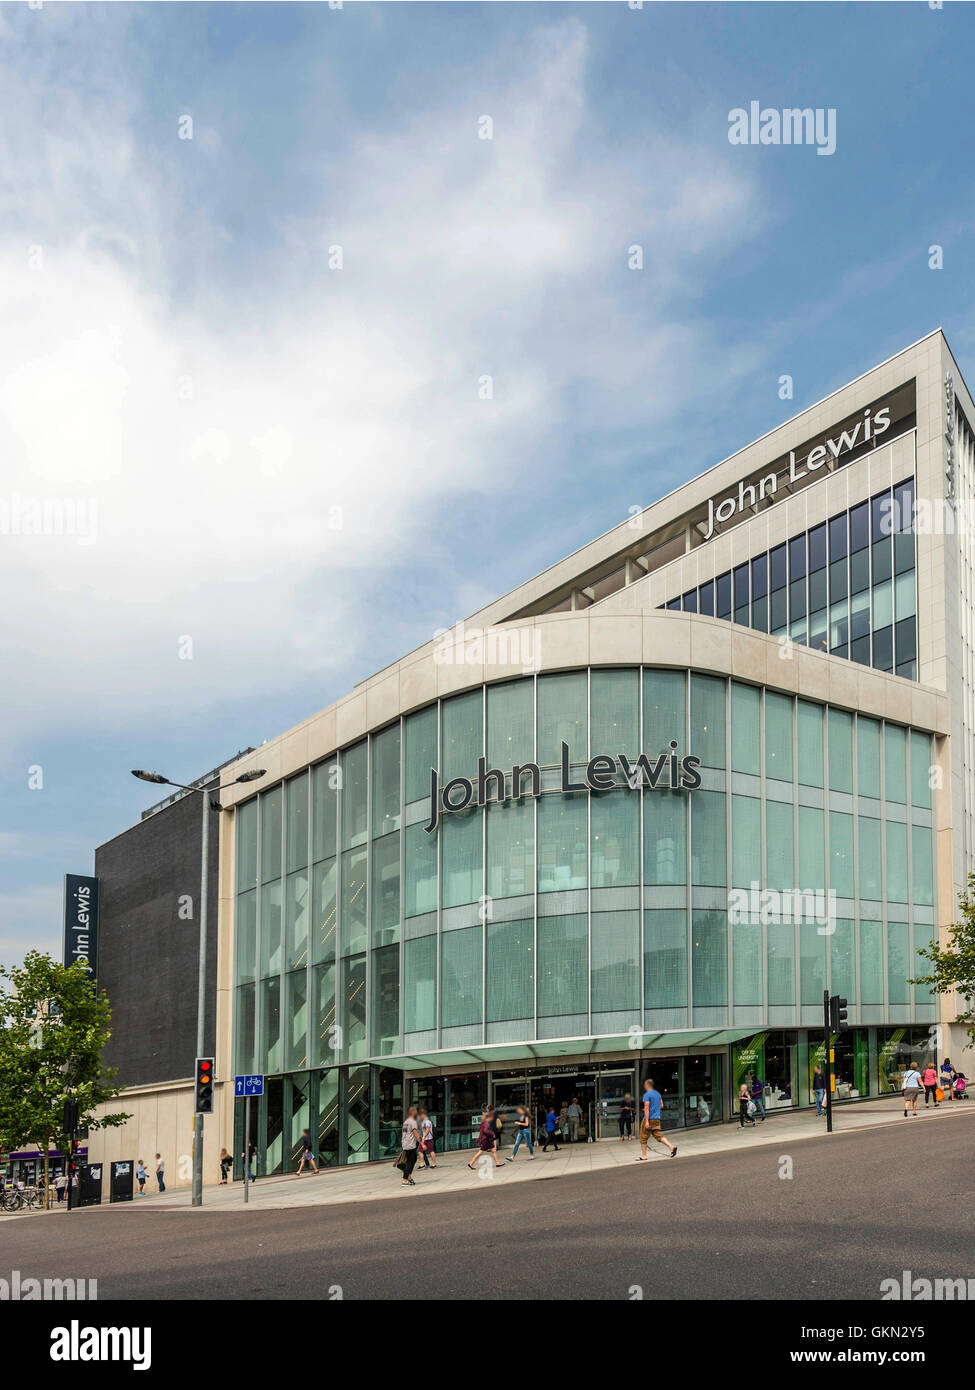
[700,403,891,541]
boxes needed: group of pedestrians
[397,1080,677,1188]
[901,1058,968,1115]
[397,1106,438,1186]
[135,1155,166,1195]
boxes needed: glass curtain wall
[234,673,937,1076]
[663,479,918,678]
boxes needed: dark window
[850,635,871,666]
[894,533,916,576]
[666,598,681,611]
[809,610,828,653]
[850,549,870,594]
[871,490,894,542]
[770,590,788,630]
[893,478,915,534]
[829,558,848,602]
[872,538,892,585]
[770,544,787,590]
[850,502,869,552]
[682,589,698,613]
[873,626,893,671]
[733,564,750,609]
[789,534,807,580]
[809,569,827,611]
[699,581,715,617]
[716,572,732,618]
[808,524,827,571]
[751,553,768,599]
[895,616,917,664]
[828,512,848,561]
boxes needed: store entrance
[595,1070,638,1139]
[530,1074,597,1143]
[488,1055,722,1145]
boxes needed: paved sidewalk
[72,1094,973,1217]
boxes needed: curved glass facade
[234,668,938,1081]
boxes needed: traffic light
[195,1057,215,1114]
[62,1097,79,1134]
[829,995,849,1033]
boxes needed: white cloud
[0,15,765,762]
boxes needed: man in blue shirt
[637,1079,677,1160]
[541,1106,561,1153]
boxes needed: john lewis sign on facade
[701,404,891,540]
[425,739,701,832]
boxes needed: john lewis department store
[108,331,975,1178]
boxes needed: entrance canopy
[371,1029,759,1073]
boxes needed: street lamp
[132,763,266,1206]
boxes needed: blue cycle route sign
[234,1075,264,1097]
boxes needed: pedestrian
[219,1148,232,1184]
[902,1061,923,1117]
[638,1078,677,1159]
[750,1073,767,1121]
[541,1105,561,1153]
[566,1096,582,1143]
[136,1159,147,1196]
[154,1153,166,1193]
[507,1104,535,1161]
[922,1062,940,1107]
[241,1142,258,1180]
[557,1100,569,1138]
[417,1108,437,1169]
[468,1107,504,1170]
[941,1057,954,1100]
[491,1106,504,1152]
[738,1081,757,1128]
[296,1128,319,1175]
[400,1105,420,1186]
[812,1064,827,1116]
[618,1094,634,1142]
[54,1172,67,1204]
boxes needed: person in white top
[902,1065,923,1117]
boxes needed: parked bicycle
[1,1186,43,1212]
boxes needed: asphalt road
[6,1110,974,1301]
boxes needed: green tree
[0,951,130,1208]
[911,872,975,1047]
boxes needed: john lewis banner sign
[62,873,99,983]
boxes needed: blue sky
[2,0,973,962]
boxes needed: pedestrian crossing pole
[823,990,834,1134]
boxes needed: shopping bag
[936,1088,944,1102]
[394,1149,407,1171]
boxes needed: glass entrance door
[683,1053,720,1126]
[491,1078,528,1148]
[644,1058,682,1131]
[596,1070,636,1139]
